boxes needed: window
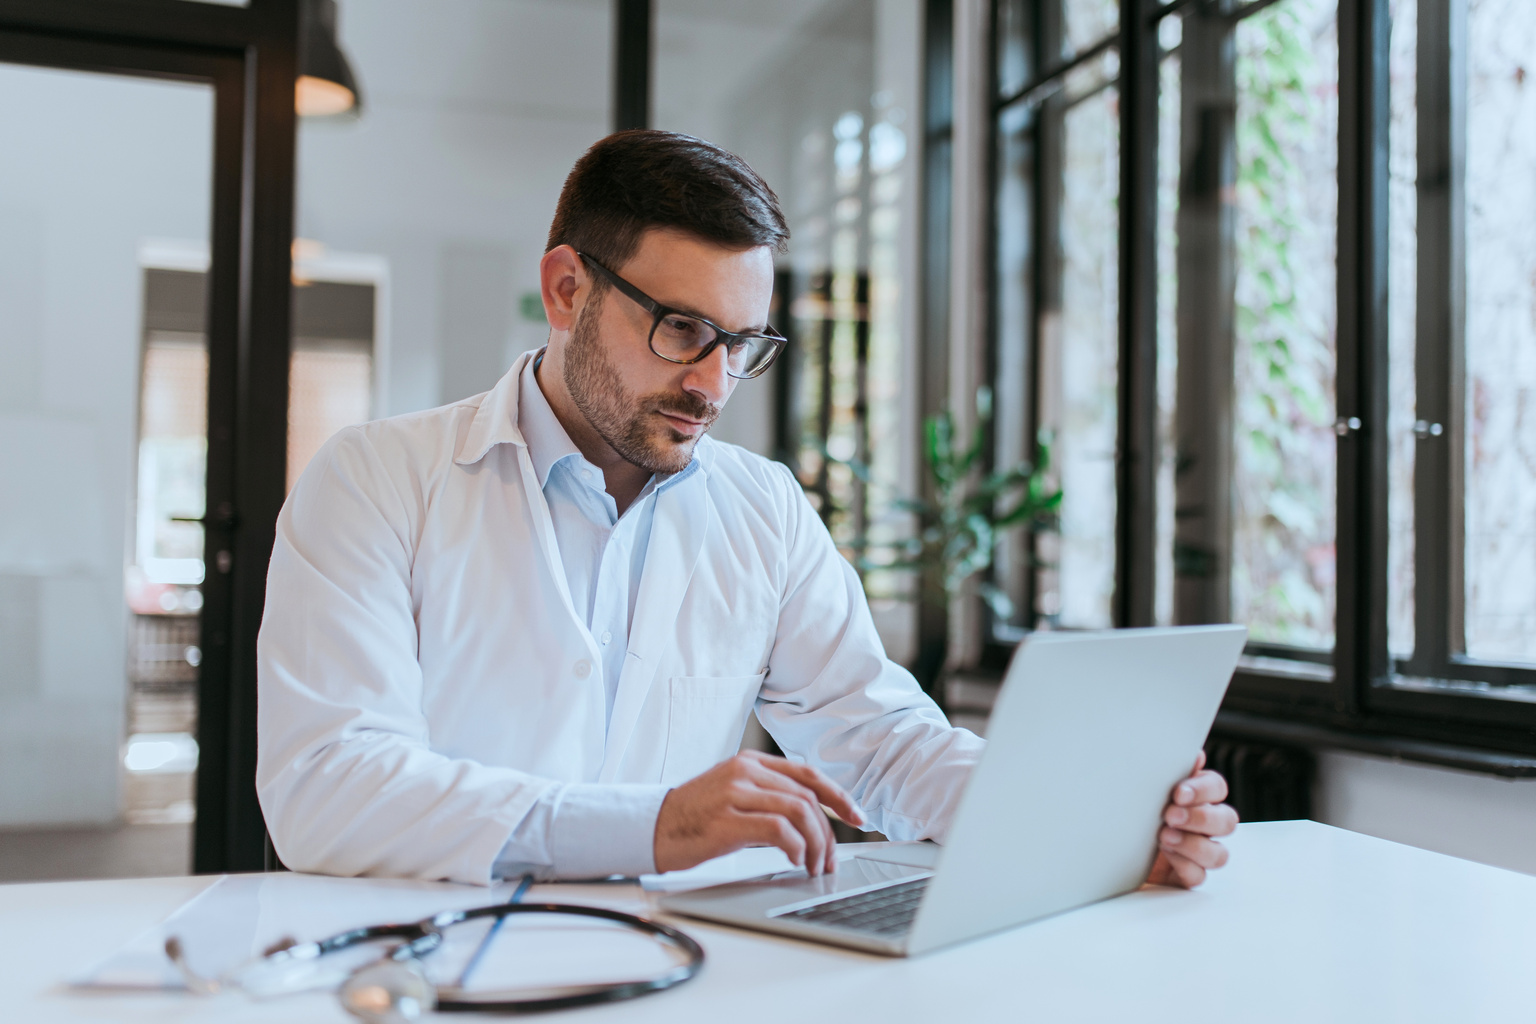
[653,0,925,663]
[985,0,1536,752]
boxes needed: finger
[735,789,832,876]
[1160,849,1208,889]
[1193,749,1207,773]
[1172,769,1229,807]
[743,812,808,870]
[1162,802,1239,836]
[1158,828,1229,870]
[1144,850,1175,887]
[741,768,841,873]
[749,756,865,827]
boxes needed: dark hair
[546,130,789,273]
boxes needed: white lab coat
[257,351,984,884]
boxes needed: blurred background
[1,0,1533,884]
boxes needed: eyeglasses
[578,252,787,380]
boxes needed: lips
[650,395,718,439]
[658,411,708,436]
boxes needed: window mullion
[1406,0,1463,679]
[1116,0,1161,627]
[1334,0,1392,713]
[1170,3,1236,629]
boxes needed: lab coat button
[574,659,592,678]
[600,631,612,645]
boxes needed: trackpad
[849,841,941,870]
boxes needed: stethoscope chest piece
[339,955,437,1023]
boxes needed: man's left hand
[1145,751,1238,889]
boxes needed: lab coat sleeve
[257,428,663,884]
[755,464,985,842]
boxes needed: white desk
[5,820,1535,1023]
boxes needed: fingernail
[1166,806,1188,825]
[1177,784,1193,803]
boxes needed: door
[0,6,298,876]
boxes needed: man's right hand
[653,750,866,877]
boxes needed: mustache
[648,391,720,425]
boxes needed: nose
[681,341,735,408]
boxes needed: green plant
[849,388,1062,622]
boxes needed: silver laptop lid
[906,624,1246,954]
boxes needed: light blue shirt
[493,352,695,878]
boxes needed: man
[257,130,1235,887]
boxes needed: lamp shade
[297,0,361,117]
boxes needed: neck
[533,344,652,514]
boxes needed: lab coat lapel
[598,469,709,781]
[512,442,584,632]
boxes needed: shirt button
[574,659,592,679]
[600,631,612,645]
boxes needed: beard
[563,290,721,475]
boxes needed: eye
[657,315,712,346]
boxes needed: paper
[639,841,942,893]
[71,873,520,992]
[639,847,801,893]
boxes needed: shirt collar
[454,346,712,493]
[517,351,584,489]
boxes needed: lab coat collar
[454,350,535,467]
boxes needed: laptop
[660,624,1247,956]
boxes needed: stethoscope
[165,876,706,1021]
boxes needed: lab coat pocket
[660,672,767,785]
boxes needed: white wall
[1315,752,1536,877]
[299,0,613,415]
[0,66,213,827]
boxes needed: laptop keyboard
[778,877,930,936]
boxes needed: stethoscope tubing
[428,902,707,1013]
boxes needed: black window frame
[977,0,1536,760]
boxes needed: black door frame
[0,0,299,873]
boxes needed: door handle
[170,502,239,528]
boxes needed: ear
[539,245,587,333]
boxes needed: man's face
[563,228,774,475]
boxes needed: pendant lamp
[297,0,361,117]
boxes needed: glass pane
[1231,0,1339,648]
[998,0,1033,99]
[288,280,379,491]
[1155,45,1181,626]
[1387,0,1417,660]
[1064,0,1120,59]
[0,64,212,880]
[1038,80,1120,629]
[993,101,1036,631]
[1464,0,1536,664]
[653,1,922,660]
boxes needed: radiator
[1202,734,1315,823]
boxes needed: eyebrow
[657,301,771,336]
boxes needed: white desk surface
[4,820,1534,1023]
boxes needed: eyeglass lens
[651,313,778,379]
